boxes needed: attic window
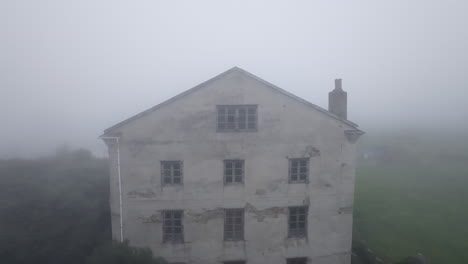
[217,105,257,132]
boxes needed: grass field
[353,161,468,263]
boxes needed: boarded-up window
[224,160,244,184]
[163,210,184,243]
[217,105,257,132]
[224,208,244,241]
[288,206,307,238]
[288,158,309,183]
[161,161,183,186]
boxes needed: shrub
[86,240,168,264]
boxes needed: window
[161,161,183,185]
[224,160,244,184]
[163,210,184,243]
[289,158,309,183]
[224,261,246,264]
[287,257,308,264]
[288,206,307,238]
[217,105,257,131]
[224,208,244,241]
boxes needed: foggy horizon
[2,0,468,158]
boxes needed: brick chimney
[328,79,347,119]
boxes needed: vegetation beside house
[0,149,110,264]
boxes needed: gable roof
[102,67,361,136]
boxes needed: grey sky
[1,0,467,157]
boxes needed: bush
[0,151,110,264]
[86,240,168,264]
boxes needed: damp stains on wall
[187,208,224,224]
[245,203,288,222]
[139,213,162,224]
[318,178,333,188]
[127,188,157,198]
[305,145,320,157]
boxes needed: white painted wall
[105,69,359,264]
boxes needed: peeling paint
[139,213,162,223]
[267,178,286,192]
[305,145,321,157]
[187,208,224,224]
[104,70,359,263]
[245,203,287,222]
[128,188,157,198]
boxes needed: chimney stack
[328,79,347,119]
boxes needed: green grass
[353,162,468,263]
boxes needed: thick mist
[1,0,467,157]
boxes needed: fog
[1,0,467,158]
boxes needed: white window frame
[217,105,258,132]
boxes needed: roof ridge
[232,67,359,128]
[101,67,360,136]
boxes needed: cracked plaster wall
[105,70,358,264]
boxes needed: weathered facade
[101,67,363,264]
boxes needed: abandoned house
[101,67,364,264]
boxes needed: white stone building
[101,67,364,264]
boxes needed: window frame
[288,206,308,238]
[223,159,245,184]
[224,208,244,241]
[288,158,309,184]
[161,160,183,186]
[217,105,258,132]
[162,210,184,243]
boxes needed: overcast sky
[1,0,467,157]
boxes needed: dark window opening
[161,161,183,186]
[217,105,257,132]
[224,208,244,241]
[224,160,244,184]
[288,206,307,238]
[163,210,184,243]
[289,158,309,183]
